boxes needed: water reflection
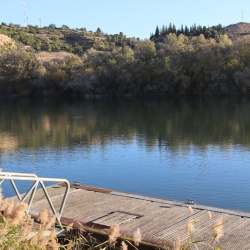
[0,97,250,211]
[0,97,250,151]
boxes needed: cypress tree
[190,25,193,34]
[202,26,207,34]
[193,23,197,35]
[168,23,173,33]
[185,25,189,36]
[161,25,166,36]
[181,24,184,34]
[155,25,160,38]
[173,24,177,34]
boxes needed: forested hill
[1,21,250,97]
[0,22,136,53]
[1,22,250,54]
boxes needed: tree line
[1,30,250,97]
[152,23,223,39]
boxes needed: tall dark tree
[190,25,193,34]
[181,24,184,34]
[185,25,189,36]
[155,25,160,38]
[193,23,197,35]
[161,25,167,36]
[168,23,173,33]
[173,24,177,34]
[202,26,207,34]
[196,25,202,35]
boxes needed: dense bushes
[1,33,250,96]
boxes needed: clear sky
[1,0,250,39]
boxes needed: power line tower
[23,3,26,27]
[242,10,243,22]
[39,18,42,28]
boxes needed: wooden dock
[12,183,250,249]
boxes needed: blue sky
[1,0,250,39]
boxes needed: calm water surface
[0,97,250,211]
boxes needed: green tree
[134,40,156,63]
[61,25,70,29]
[34,39,41,51]
[48,24,56,30]
[1,50,40,81]
[184,26,189,36]
[168,23,173,33]
[192,34,207,50]
[42,40,52,51]
[172,24,177,34]
[72,42,83,53]
[155,25,160,38]
[96,27,102,33]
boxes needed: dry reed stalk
[48,239,60,250]
[45,215,56,230]
[174,236,181,250]
[29,233,39,246]
[49,228,57,241]
[108,224,120,246]
[188,206,193,215]
[0,199,9,211]
[37,208,49,225]
[133,227,142,246]
[66,222,73,232]
[213,218,224,242]
[47,228,61,250]
[4,200,14,218]
[39,236,49,247]
[66,240,73,250]
[20,217,34,240]
[37,226,46,241]
[186,220,194,235]
[208,211,212,220]
[120,241,128,250]
[11,203,28,225]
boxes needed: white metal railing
[0,172,70,228]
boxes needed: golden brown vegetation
[1,30,250,97]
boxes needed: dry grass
[0,184,60,249]
[0,34,15,47]
[36,51,74,63]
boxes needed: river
[0,96,250,211]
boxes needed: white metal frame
[0,172,70,228]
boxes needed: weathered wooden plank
[92,212,138,226]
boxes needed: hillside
[224,22,250,34]
[1,22,250,55]
[0,23,137,54]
